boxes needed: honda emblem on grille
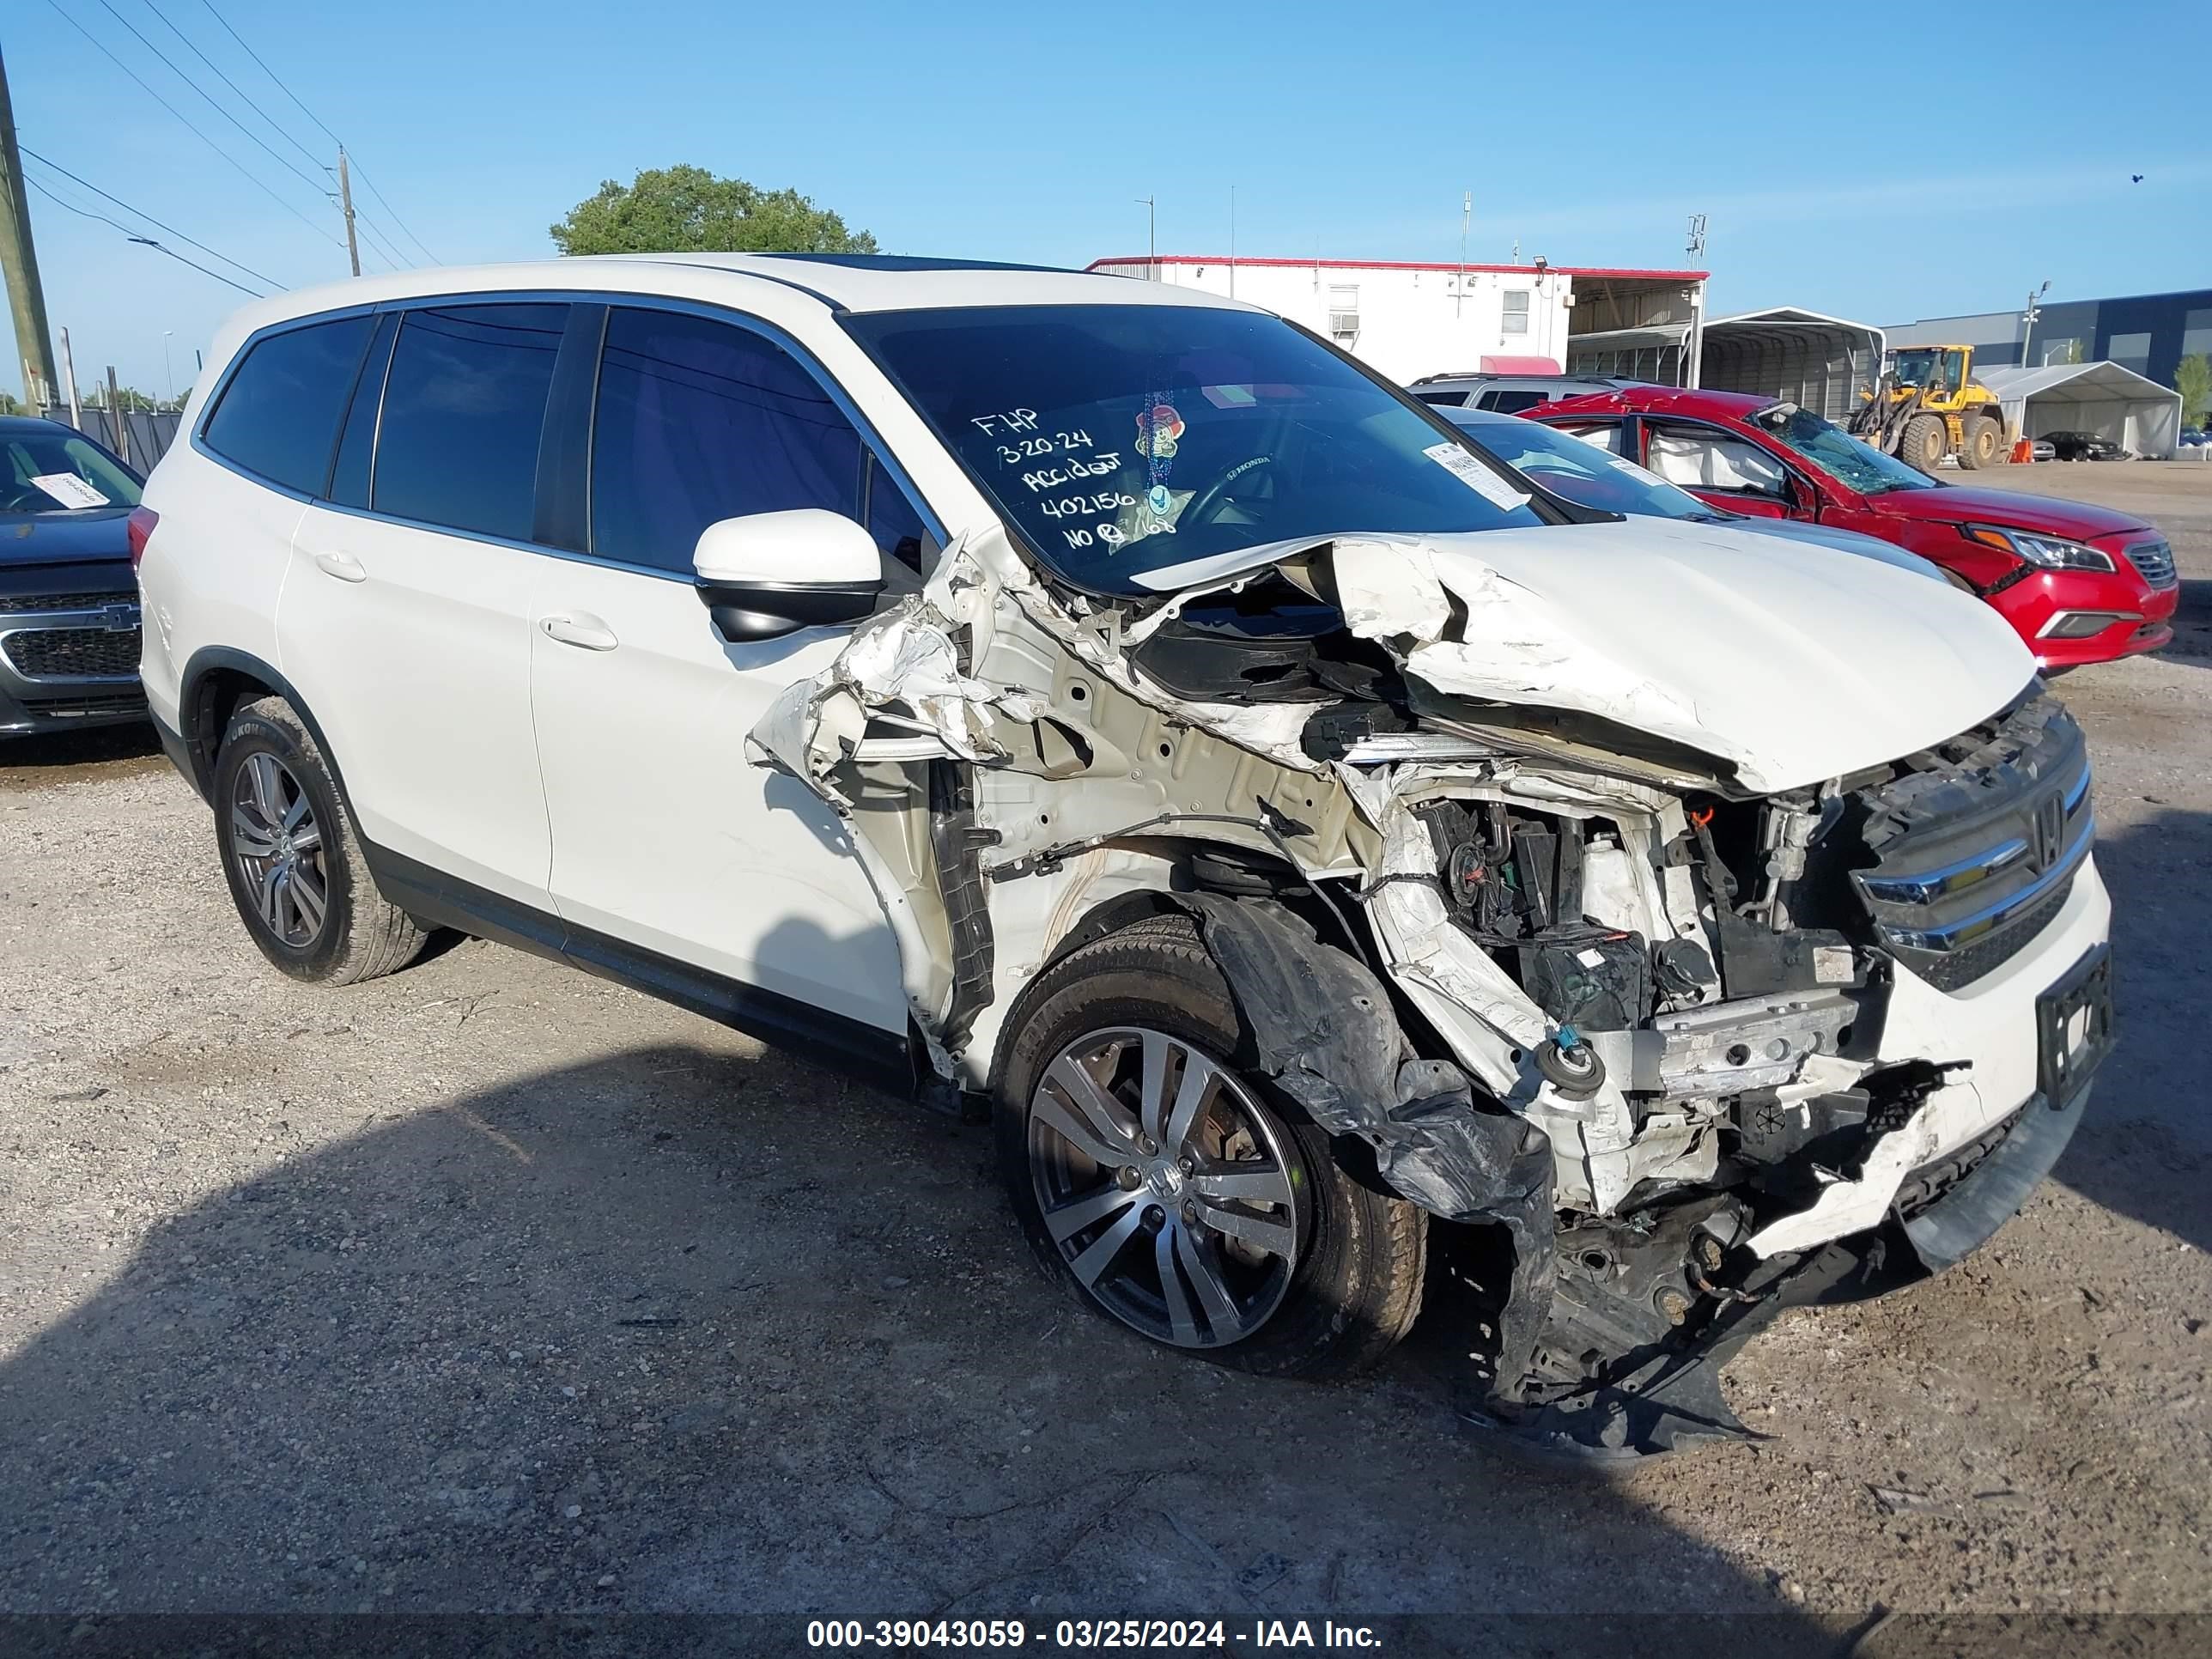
[2032,794,2065,873]
[102,604,139,633]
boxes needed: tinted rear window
[374,303,567,541]
[1475,389,1547,413]
[202,315,375,494]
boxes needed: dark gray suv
[0,416,149,737]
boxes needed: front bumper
[0,678,146,736]
[1487,1076,2094,1462]
[1480,858,2112,1461]
[0,594,147,736]
[1987,564,2179,669]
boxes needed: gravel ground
[1,462,2208,1637]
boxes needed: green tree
[0,391,21,416]
[550,165,878,258]
[2175,353,2212,425]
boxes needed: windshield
[842,304,1548,593]
[1,427,143,514]
[1447,412,1717,521]
[1750,403,1937,495]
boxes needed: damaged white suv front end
[754,293,2113,1456]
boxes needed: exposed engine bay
[750,521,2109,1456]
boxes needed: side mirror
[693,508,884,642]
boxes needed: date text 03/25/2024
[805,1618,1384,1649]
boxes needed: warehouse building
[1887,287,2212,386]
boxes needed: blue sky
[8,0,2209,398]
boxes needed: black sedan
[2043,429,2130,462]
[1,416,148,737]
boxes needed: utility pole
[1227,185,1236,300]
[0,43,58,410]
[104,364,125,455]
[1456,191,1470,317]
[58,325,80,430]
[1683,213,1709,390]
[337,147,362,277]
[2021,280,2050,368]
[1135,196,1155,277]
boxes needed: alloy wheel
[229,750,329,948]
[1028,1026,1303,1348]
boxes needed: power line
[137,0,325,174]
[24,176,263,296]
[343,159,434,263]
[193,0,439,264]
[88,0,332,201]
[194,0,336,143]
[349,206,409,268]
[19,143,282,289]
[42,0,347,251]
[352,217,405,272]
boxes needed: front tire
[213,696,430,985]
[1959,416,2003,469]
[993,914,1425,1379]
[1901,413,1948,471]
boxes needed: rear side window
[1476,389,1547,413]
[588,307,863,574]
[1415,389,1469,407]
[202,314,375,495]
[373,303,567,541]
[1553,421,1626,455]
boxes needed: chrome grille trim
[2124,538,2177,590]
[1859,836,2030,904]
[1878,814,2095,953]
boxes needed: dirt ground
[1,461,2208,1640]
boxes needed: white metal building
[1085,255,1708,387]
[1975,363,2184,459]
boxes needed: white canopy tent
[1977,362,2183,459]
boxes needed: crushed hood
[1328,516,2034,794]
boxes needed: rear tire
[993,914,1425,1380]
[1959,416,2003,470]
[213,696,431,985]
[1901,413,1948,472]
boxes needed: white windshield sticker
[30,472,109,509]
[1601,453,1672,485]
[1422,442,1531,511]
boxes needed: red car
[1534,386,2178,670]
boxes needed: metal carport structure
[1975,362,2183,459]
[1564,306,1885,416]
[1698,307,1884,422]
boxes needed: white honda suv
[137,255,2114,1456]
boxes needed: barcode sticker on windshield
[30,472,109,509]
[1423,442,1531,511]
[1602,453,1669,484]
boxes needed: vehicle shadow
[0,721,160,776]
[0,1038,1836,1650]
[2047,805,2212,1254]
[2163,577,2212,662]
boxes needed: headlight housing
[1965,524,2117,572]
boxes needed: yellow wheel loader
[1847,344,2010,471]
